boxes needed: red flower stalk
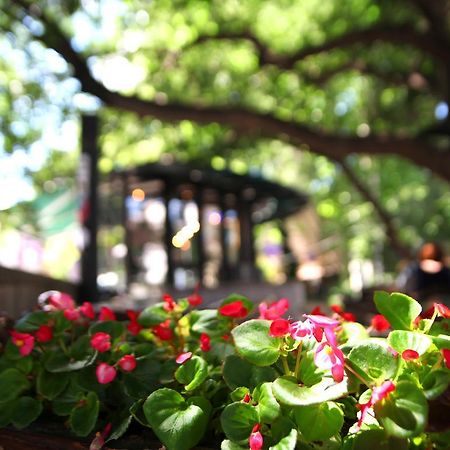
[90,332,112,353]
[35,325,53,343]
[200,333,211,352]
[218,300,249,318]
[371,314,390,332]
[269,319,291,337]
[10,330,34,356]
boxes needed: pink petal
[176,352,192,364]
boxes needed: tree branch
[8,0,450,183]
[336,157,413,260]
[185,24,450,68]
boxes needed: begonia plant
[0,290,448,449]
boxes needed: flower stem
[344,362,367,385]
[294,341,303,379]
[281,356,291,376]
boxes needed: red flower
[35,325,53,343]
[341,312,356,322]
[371,314,391,332]
[118,354,137,372]
[249,424,263,450]
[188,293,203,306]
[99,307,116,321]
[163,294,176,312]
[269,319,291,337]
[90,332,112,353]
[64,308,80,321]
[402,349,420,361]
[96,363,117,384]
[200,333,211,352]
[152,320,173,341]
[126,310,142,336]
[47,291,75,311]
[331,304,343,314]
[258,298,289,320]
[434,303,450,318]
[243,393,251,403]
[10,330,34,356]
[310,306,326,316]
[442,349,450,369]
[219,300,249,318]
[79,302,96,320]
[222,334,230,341]
[176,352,192,364]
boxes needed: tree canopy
[1,0,449,285]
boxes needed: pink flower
[188,292,203,306]
[176,352,192,364]
[269,319,291,337]
[64,308,80,321]
[35,325,53,343]
[200,333,211,352]
[356,380,395,430]
[290,318,323,342]
[96,363,117,384]
[402,349,420,361]
[219,300,249,318]
[45,291,75,311]
[90,332,111,352]
[258,298,289,320]
[99,307,116,321]
[305,314,340,346]
[118,354,137,372]
[249,424,263,450]
[80,302,95,320]
[371,314,390,332]
[442,349,450,369]
[163,294,176,312]
[89,423,112,450]
[314,341,345,383]
[10,330,34,356]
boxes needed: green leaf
[0,399,16,427]
[220,402,259,442]
[268,429,298,450]
[69,391,100,437]
[0,368,30,402]
[223,355,277,390]
[270,416,297,445]
[347,340,398,384]
[232,320,281,366]
[15,311,49,332]
[130,399,149,428]
[294,402,343,442]
[89,321,126,340]
[253,382,280,423]
[107,414,133,442]
[190,309,229,337]
[144,388,210,450]
[387,330,432,356]
[352,429,409,450]
[11,396,43,429]
[37,369,70,399]
[123,358,162,399]
[339,322,370,346]
[15,356,34,374]
[70,335,95,360]
[44,351,97,372]
[421,369,450,400]
[272,376,350,406]
[374,291,421,331]
[375,380,428,438]
[175,355,208,391]
[298,348,323,386]
[221,440,247,450]
[429,333,450,350]
[52,382,84,416]
[138,303,171,327]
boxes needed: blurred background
[0,0,449,317]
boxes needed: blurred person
[397,242,450,306]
